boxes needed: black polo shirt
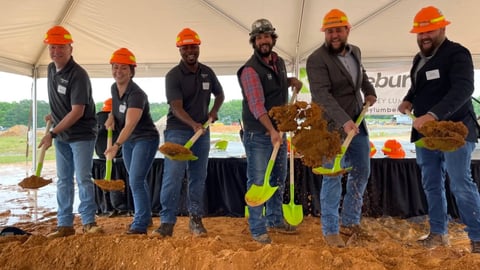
[111,80,159,142]
[165,60,223,130]
[47,57,97,142]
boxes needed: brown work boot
[47,226,75,238]
[324,234,345,248]
[82,222,104,234]
[417,233,449,248]
[268,223,297,234]
[340,224,374,240]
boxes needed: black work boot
[189,215,207,237]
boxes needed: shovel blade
[245,184,278,207]
[164,153,198,161]
[282,203,303,226]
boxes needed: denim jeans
[122,137,159,232]
[54,139,97,226]
[160,129,210,224]
[320,132,370,235]
[416,141,480,241]
[243,131,287,237]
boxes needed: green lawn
[0,135,56,164]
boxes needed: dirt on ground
[1,213,480,270]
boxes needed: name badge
[425,69,440,80]
[119,104,126,113]
[202,82,210,90]
[57,85,66,95]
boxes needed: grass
[0,135,56,164]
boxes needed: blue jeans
[160,129,210,224]
[416,141,480,241]
[122,137,159,232]
[243,131,287,237]
[320,132,370,235]
[54,139,97,226]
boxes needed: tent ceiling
[1,0,479,78]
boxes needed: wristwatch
[49,131,57,138]
[114,142,122,147]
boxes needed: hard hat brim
[321,23,351,32]
[410,20,450,33]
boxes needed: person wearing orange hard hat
[39,25,103,238]
[306,8,377,248]
[398,6,480,253]
[102,98,112,112]
[103,48,159,235]
[155,28,225,238]
[381,139,405,159]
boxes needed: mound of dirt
[1,215,479,269]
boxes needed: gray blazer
[306,43,376,133]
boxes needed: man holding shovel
[398,6,480,253]
[238,18,302,244]
[153,28,224,238]
[306,9,377,247]
[39,25,103,238]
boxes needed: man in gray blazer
[306,8,377,247]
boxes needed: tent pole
[31,67,38,173]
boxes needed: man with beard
[398,6,480,253]
[306,9,377,247]
[153,28,224,238]
[237,18,302,244]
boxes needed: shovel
[405,110,465,152]
[18,120,53,189]
[312,102,370,176]
[244,89,300,207]
[94,128,125,192]
[159,118,212,161]
[245,140,281,207]
[282,136,303,226]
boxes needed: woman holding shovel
[104,48,159,235]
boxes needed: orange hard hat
[110,48,137,67]
[321,9,351,31]
[369,141,377,158]
[102,98,112,112]
[44,25,73,44]
[381,139,405,159]
[176,28,201,47]
[410,6,450,33]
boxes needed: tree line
[2,98,480,129]
[0,99,243,128]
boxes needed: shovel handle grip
[185,118,213,149]
[36,120,52,176]
[405,109,415,120]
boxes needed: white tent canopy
[1,0,480,79]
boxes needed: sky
[0,72,243,104]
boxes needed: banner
[298,67,411,115]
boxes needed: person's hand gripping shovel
[159,118,213,161]
[245,90,299,207]
[312,102,370,176]
[18,120,53,189]
[94,127,125,192]
[405,109,466,152]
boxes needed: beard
[255,43,273,57]
[327,41,346,55]
[418,38,437,57]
